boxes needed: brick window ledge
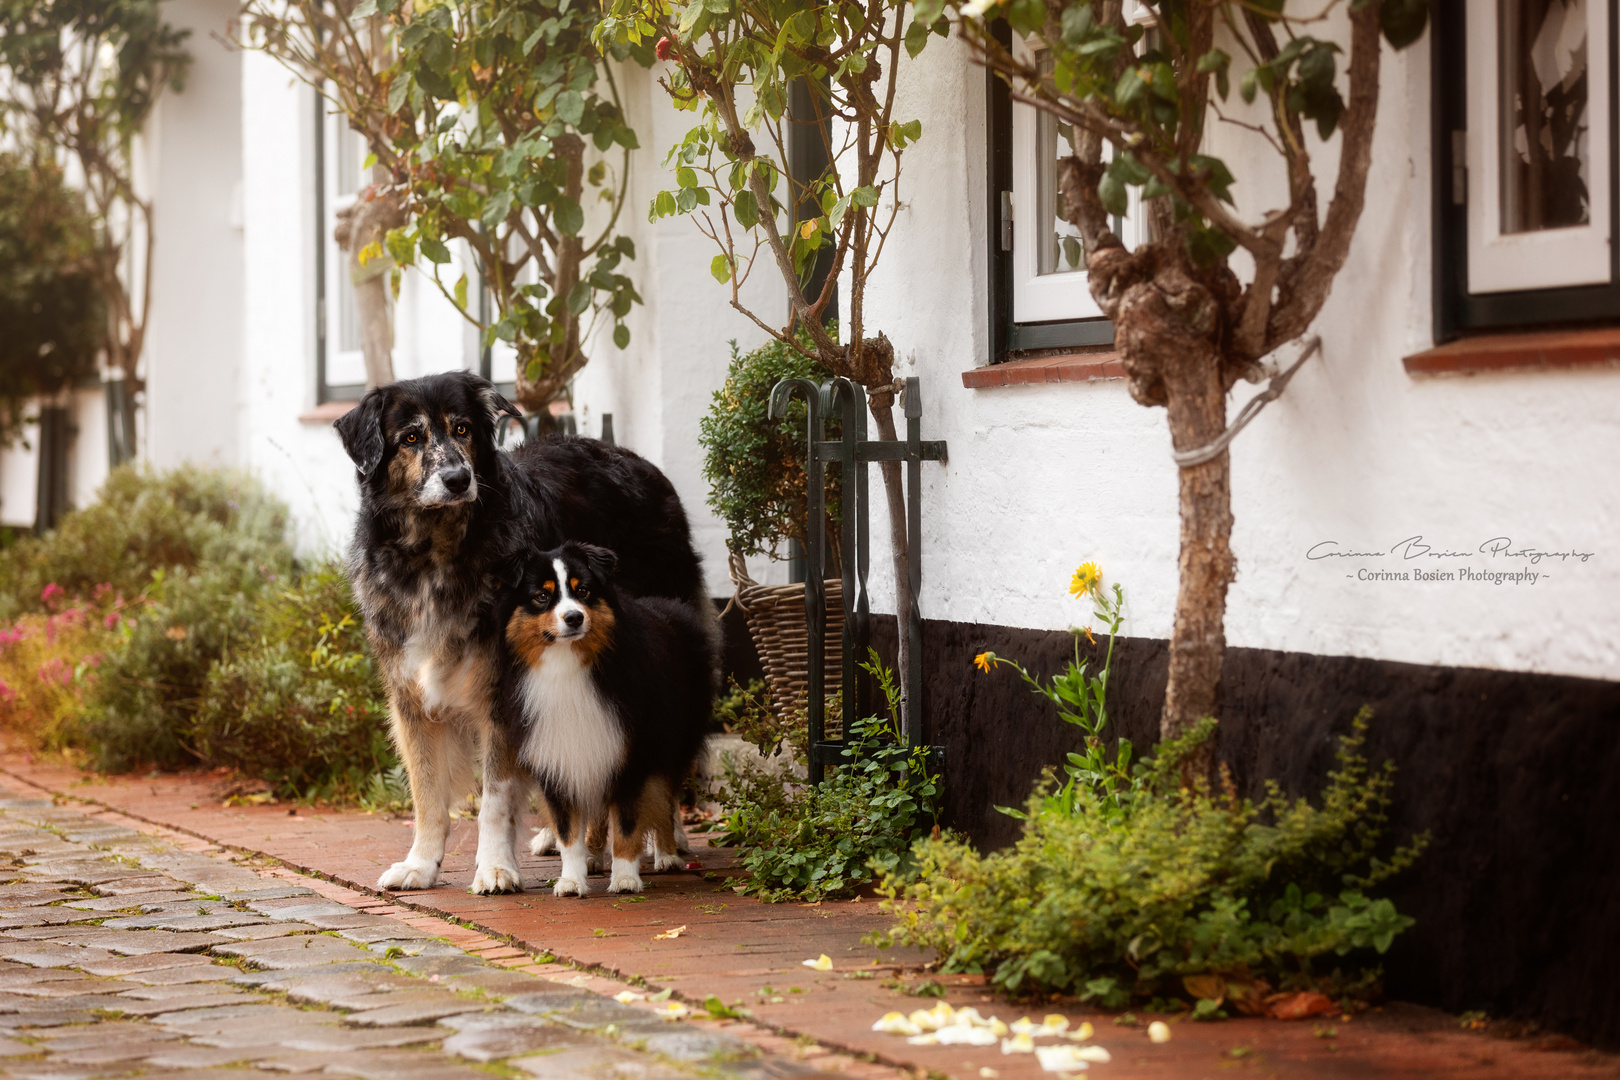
[298,400,358,424]
[1403,326,1620,376]
[962,350,1125,389]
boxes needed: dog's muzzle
[419,463,478,507]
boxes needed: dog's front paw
[469,863,523,895]
[529,827,558,856]
[607,866,644,894]
[650,852,684,873]
[552,875,589,898]
[378,858,439,891]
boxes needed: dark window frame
[1432,0,1620,342]
[985,21,1114,364]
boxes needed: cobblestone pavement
[0,785,849,1080]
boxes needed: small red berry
[655,36,673,61]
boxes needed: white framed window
[322,109,371,390]
[1466,0,1612,294]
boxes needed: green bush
[0,464,292,619]
[193,561,395,802]
[699,335,841,562]
[718,655,939,902]
[879,714,1427,1009]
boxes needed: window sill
[299,400,358,424]
[963,350,1125,389]
[1403,327,1620,376]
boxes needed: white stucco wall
[144,0,246,473]
[570,62,786,599]
[846,27,1620,683]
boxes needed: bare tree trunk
[1160,341,1234,757]
[334,188,406,389]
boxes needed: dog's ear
[479,384,524,426]
[334,389,389,479]
[575,543,619,583]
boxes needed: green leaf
[852,185,879,208]
[387,73,411,114]
[654,190,676,219]
[904,19,929,59]
[613,323,631,349]
[419,236,451,264]
[710,253,731,283]
[453,273,468,312]
[1097,171,1127,218]
[676,165,698,189]
[1379,0,1430,49]
[420,32,453,76]
[567,279,592,316]
[555,90,585,127]
[732,189,760,230]
[554,196,584,236]
[350,0,379,16]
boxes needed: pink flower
[40,582,64,609]
[36,658,71,686]
[104,613,121,629]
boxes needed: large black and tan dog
[335,371,710,893]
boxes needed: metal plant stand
[768,376,947,783]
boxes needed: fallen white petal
[802,954,833,971]
[1034,1045,1091,1072]
[906,1033,939,1046]
[613,991,645,1004]
[872,1012,923,1035]
[1001,1033,1036,1055]
[1148,1021,1172,1044]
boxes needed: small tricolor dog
[497,541,715,895]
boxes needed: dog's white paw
[529,827,557,856]
[607,866,644,894]
[552,875,589,898]
[651,852,684,873]
[469,863,523,895]
[378,858,439,891]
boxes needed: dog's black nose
[442,466,471,494]
[563,610,584,630]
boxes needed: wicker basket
[728,553,843,732]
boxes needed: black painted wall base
[864,615,1620,1049]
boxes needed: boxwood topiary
[699,335,842,563]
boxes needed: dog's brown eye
[574,585,589,600]
[405,433,418,444]
[454,423,468,437]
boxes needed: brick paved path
[3,761,1618,1080]
[0,783,888,1080]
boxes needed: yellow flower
[1082,626,1096,645]
[974,651,995,673]
[1069,562,1101,597]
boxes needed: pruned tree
[951,0,1428,754]
[0,153,104,444]
[598,0,944,722]
[0,0,191,461]
[237,0,647,410]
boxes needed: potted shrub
[700,337,843,725]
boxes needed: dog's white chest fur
[517,645,624,806]
[400,607,483,720]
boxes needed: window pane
[1499,0,1591,233]
[1035,110,1087,275]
